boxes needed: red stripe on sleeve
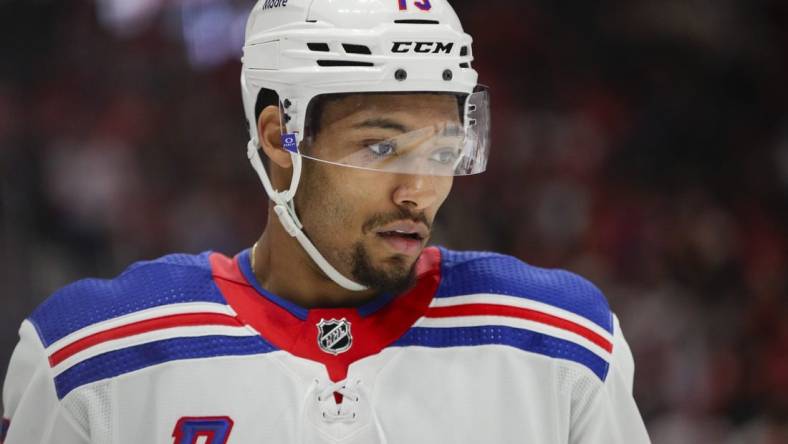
[425,304,613,353]
[48,313,243,367]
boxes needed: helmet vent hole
[317,60,374,67]
[307,43,330,52]
[342,44,372,55]
[394,19,440,25]
[460,46,469,57]
[459,62,470,68]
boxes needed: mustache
[362,207,432,234]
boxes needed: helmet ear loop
[247,138,278,203]
[255,143,368,292]
[246,136,302,230]
[278,167,369,291]
[276,100,304,228]
[278,152,304,229]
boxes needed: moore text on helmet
[261,0,288,10]
[391,41,454,54]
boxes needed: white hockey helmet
[241,0,489,291]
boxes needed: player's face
[295,94,456,294]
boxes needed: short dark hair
[254,88,279,125]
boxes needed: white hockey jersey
[2,247,650,443]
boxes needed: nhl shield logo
[316,318,353,355]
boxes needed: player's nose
[391,174,443,211]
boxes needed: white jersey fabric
[2,247,650,443]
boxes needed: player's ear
[258,105,293,169]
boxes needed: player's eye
[366,140,397,157]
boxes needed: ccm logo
[391,41,454,54]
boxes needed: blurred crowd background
[1,0,787,442]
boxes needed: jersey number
[398,0,432,11]
[172,417,234,444]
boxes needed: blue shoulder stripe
[436,248,613,333]
[394,326,609,380]
[54,335,277,399]
[30,252,225,347]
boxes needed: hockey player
[2,0,650,443]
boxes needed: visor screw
[283,99,292,109]
[395,69,407,81]
[442,69,453,81]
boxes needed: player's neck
[251,214,378,309]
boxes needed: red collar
[210,247,441,381]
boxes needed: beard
[349,240,418,295]
[350,205,431,293]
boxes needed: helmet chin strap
[246,140,368,292]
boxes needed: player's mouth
[373,221,429,256]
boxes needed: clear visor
[280,86,490,176]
